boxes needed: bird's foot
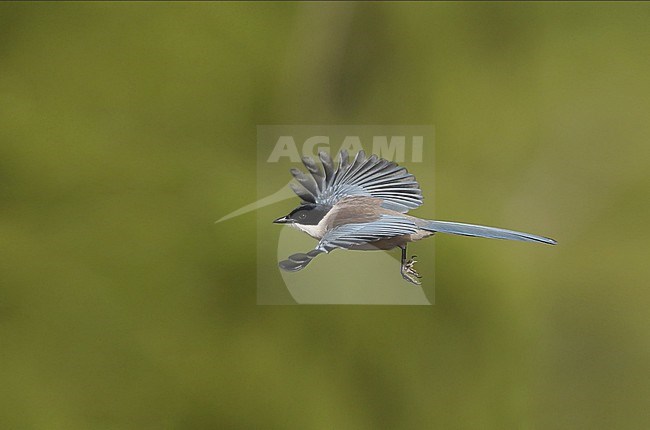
[401,255,422,285]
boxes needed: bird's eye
[298,213,307,220]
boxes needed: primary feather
[316,215,420,252]
[289,150,423,213]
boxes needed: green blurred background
[1,2,649,428]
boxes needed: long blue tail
[422,220,556,245]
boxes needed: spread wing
[278,216,418,271]
[289,150,423,213]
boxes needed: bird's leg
[400,245,422,285]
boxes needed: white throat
[291,217,328,239]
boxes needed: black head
[273,204,331,225]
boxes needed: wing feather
[288,150,423,213]
[278,214,419,271]
[316,215,419,252]
[290,167,319,202]
[301,156,325,192]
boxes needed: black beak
[273,216,291,224]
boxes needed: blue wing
[289,150,423,213]
[315,215,419,252]
[279,216,418,271]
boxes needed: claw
[401,257,422,285]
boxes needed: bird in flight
[273,150,556,285]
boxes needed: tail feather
[423,220,556,245]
